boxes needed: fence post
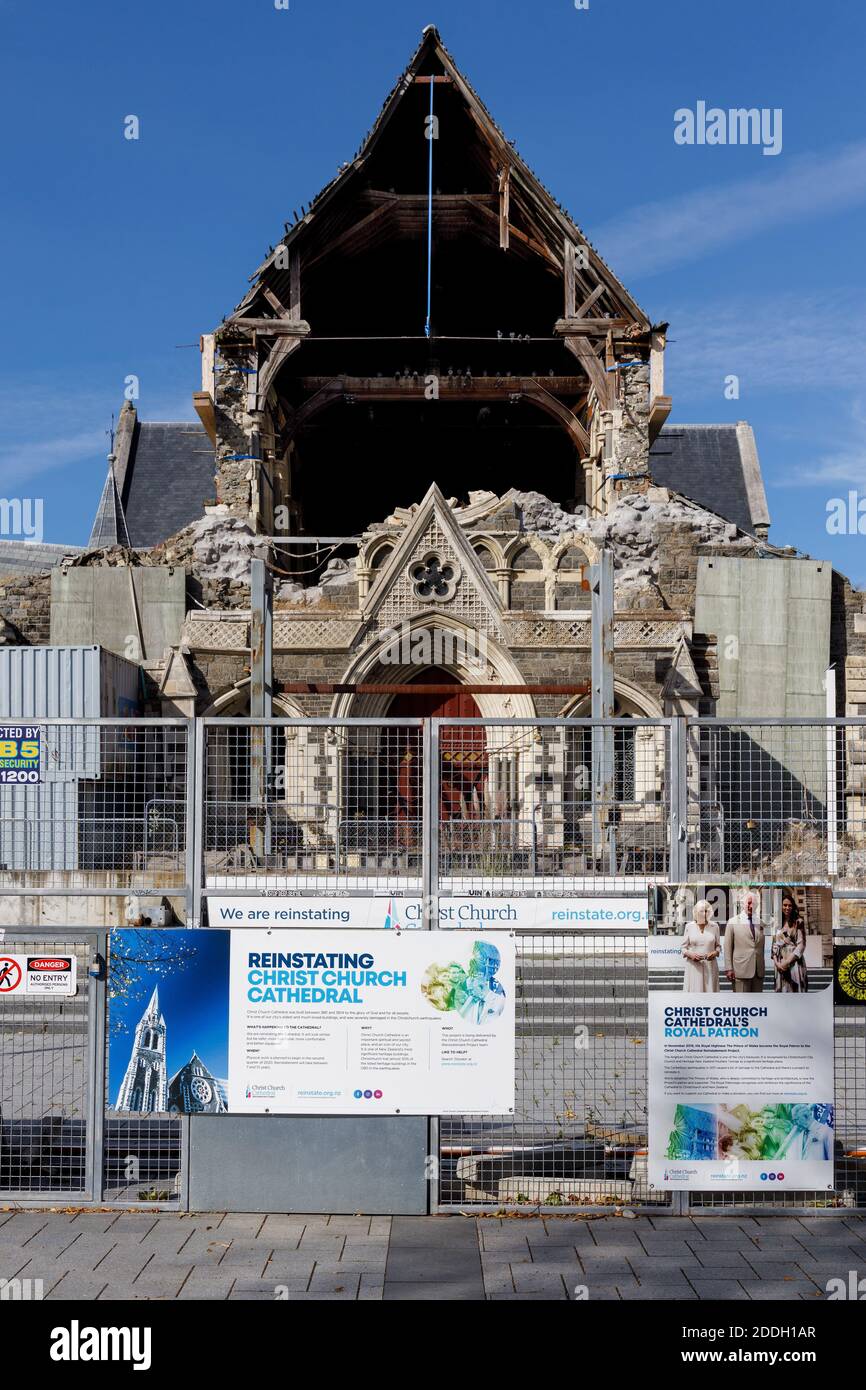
[668,717,689,882]
[424,719,440,1215]
[87,929,108,1203]
[423,719,439,930]
[190,719,205,929]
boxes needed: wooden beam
[564,238,576,318]
[561,334,612,409]
[290,248,301,321]
[257,336,306,408]
[555,317,633,334]
[192,391,216,444]
[230,318,311,336]
[299,375,588,393]
[498,166,510,250]
[648,394,673,444]
[575,284,605,318]
[413,75,452,85]
[287,375,590,452]
[261,286,289,318]
[471,201,560,269]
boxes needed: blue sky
[1,0,865,578]
[109,931,230,1099]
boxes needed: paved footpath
[1,1209,864,1301]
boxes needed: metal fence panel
[433,718,671,894]
[437,931,664,1210]
[686,718,866,887]
[201,718,425,898]
[0,719,191,897]
[0,716,865,1214]
[0,933,94,1200]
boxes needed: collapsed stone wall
[513,487,749,610]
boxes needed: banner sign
[229,930,515,1115]
[0,953,77,996]
[0,725,40,784]
[648,987,834,1191]
[210,895,648,931]
[109,929,515,1117]
[834,946,866,1006]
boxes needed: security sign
[0,954,77,997]
[0,725,41,784]
[26,956,77,996]
[0,957,23,993]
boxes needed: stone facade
[0,571,51,644]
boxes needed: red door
[389,669,487,824]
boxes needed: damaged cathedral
[3,27,866,893]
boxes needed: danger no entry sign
[0,954,77,997]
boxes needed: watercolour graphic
[421,940,506,1025]
[665,1102,835,1162]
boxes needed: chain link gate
[0,930,98,1203]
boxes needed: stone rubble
[513,488,747,592]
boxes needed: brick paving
[1,1209,864,1300]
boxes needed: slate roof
[0,541,85,575]
[88,463,130,549]
[120,421,215,547]
[649,422,771,535]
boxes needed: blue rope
[425,78,435,339]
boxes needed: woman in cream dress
[681,899,721,993]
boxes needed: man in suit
[724,890,766,992]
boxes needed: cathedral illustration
[115,986,227,1114]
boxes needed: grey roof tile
[650,423,769,534]
[121,422,215,546]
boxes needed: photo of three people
[652,885,832,995]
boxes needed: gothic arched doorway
[388,668,487,836]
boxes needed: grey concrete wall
[50,567,186,660]
[695,555,832,812]
[695,555,831,720]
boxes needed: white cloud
[0,383,197,492]
[781,397,866,488]
[591,140,866,279]
[664,289,866,396]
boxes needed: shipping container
[0,646,141,871]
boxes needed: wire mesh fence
[202,719,426,894]
[1,716,866,1211]
[438,932,665,1209]
[0,720,190,894]
[687,719,866,886]
[0,935,92,1198]
[434,718,671,893]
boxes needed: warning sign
[0,957,23,993]
[0,954,77,997]
[26,956,76,996]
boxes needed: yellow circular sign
[837,949,866,1003]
